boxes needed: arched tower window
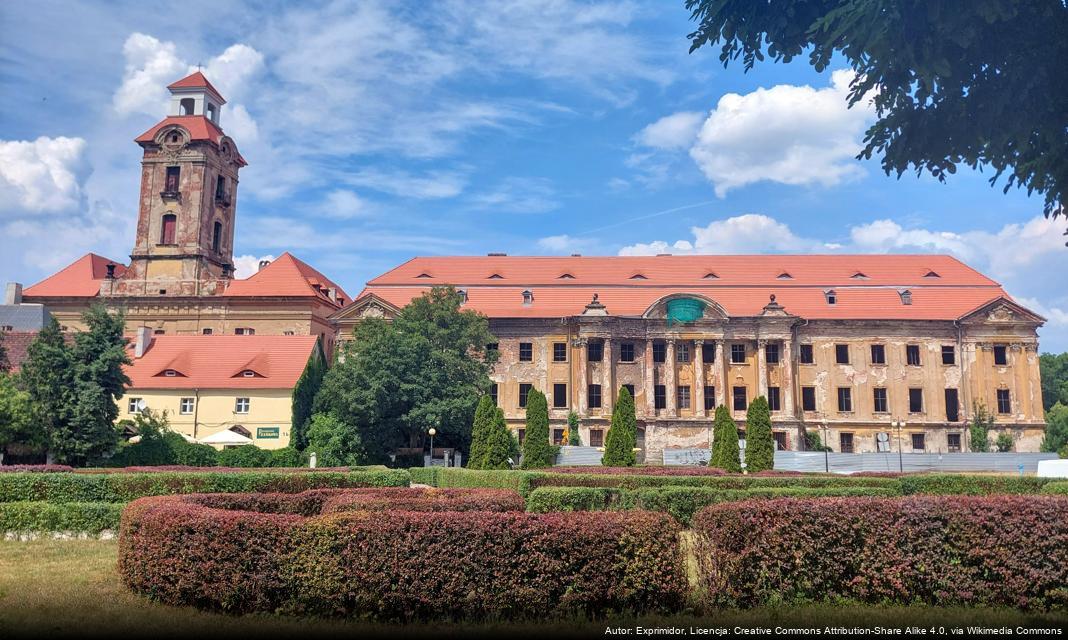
[212,221,223,253]
[179,98,195,116]
[160,214,177,245]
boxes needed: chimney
[487,252,507,256]
[258,259,271,271]
[4,282,22,305]
[134,326,154,358]
[327,287,338,302]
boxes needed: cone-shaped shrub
[567,411,582,446]
[602,386,637,466]
[483,407,519,469]
[467,395,497,469]
[744,396,774,472]
[520,389,554,468]
[710,405,741,472]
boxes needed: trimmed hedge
[526,471,900,492]
[0,464,73,473]
[0,469,410,503]
[547,466,728,476]
[431,467,532,494]
[0,501,123,534]
[692,495,1068,610]
[1041,481,1068,495]
[898,473,1054,495]
[525,485,901,524]
[322,488,524,513]
[119,490,686,620]
[408,466,437,485]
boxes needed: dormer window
[522,289,534,305]
[825,289,837,305]
[629,273,647,280]
[457,288,468,303]
[899,289,913,305]
[851,272,868,279]
[924,270,941,278]
[703,272,719,279]
[487,273,504,279]
[558,273,575,279]
[242,370,256,378]
[777,272,793,280]
[163,369,180,377]
[416,273,433,279]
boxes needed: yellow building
[119,330,322,449]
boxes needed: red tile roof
[135,115,246,165]
[22,254,127,298]
[125,335,319,390]
[225,252,351,307]
[356,254,1024,321]
[167,71,225,102]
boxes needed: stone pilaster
[757,339,768,398]
[694,339,705,418]
[575,337,588,414]
[666,338,677,417]
[644,339,655,416]
[717,340,727,409]
[782,337,795,416]
[603,338,614,415]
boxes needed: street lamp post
[821,419,829,473]
[892,420,904,472]
[428,427,437,465]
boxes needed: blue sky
[2,1,1065,350]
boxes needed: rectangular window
[235,327,255,335]
[622,384,635,399]
[235,397,250,414]
[837,387,852,412]
[517,428,526,445]
[870,344,886,365]
[519,342,533,362]
[942,345,955,365]
[676,342,691,363]
[553,383,568,408]
[552,428,565,445]
[179,397,195,415]
[993,345,1008,366]
[164,166,180,192]
[799,344,814,364]
[215,175,226,200]
[702,342,715,363]
[588,384,602,409]
[802,386,816,411]
[589,429,604,448]
[732,386,747,411]
[553,342,567,362]
[201,328,213,335]
[840,432,855,454]
[945,388,959,422]
[906,344,921,366]
[997,389,1011,414]
[765,343,780,364]
[911,433,926,452]
[486,342,499,356]
[947,433,962,453]
[873,388,888,413]
[620,343,635,362]
[653,341,666,363]
[490,383,498,406]
[773,432,788,451]
[767,386,781,411]
[519,383,532,408]
[677,385,691,410]
[587,341,603,362]
[654,385,666,410]
[909,388,923,413]
[704,386,716,411]
[835,344,849,364]
[127,397,142,414]
[160,214,177,245]
[731,344,746,363]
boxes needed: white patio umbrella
[199,429,254,446]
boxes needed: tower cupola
[167,71,226,125]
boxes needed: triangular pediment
[958,296,1045,325]
[329,293,401,322]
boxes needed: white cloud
[320,190,370,219]
[233,254,276,279]
[469,177,558,214]
[0,136,89,214]
[537,234,598,254]
[635,111,704,150]
[619,214,824,255]
[112,33,187,116]
[202,44,264,101]
[343,168,467,199]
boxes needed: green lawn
[0,539,1064,637]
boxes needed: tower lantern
[167,71,226,125]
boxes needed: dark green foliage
[0,501,123,534]
[686,0,1068,218]
[743,396,773,472]
[525,487,622,513]
[466,395,496,469]
[408,466,437,486]
[304,412,371,467]
[897,473,1052,496]
[290,345,326,450]
[520,389,554,469]
[804,430,830,452]
[313,287,495,463]
[216,445,273,468]
[567,410,581,446]
[602,386,636,466]
[1042,402,1068,453]
[269,447,303,467]
[995,432,1014,452]
[170,435,219,466]
[710,405,740,472]
[481,407,518,470]
[1040,353,1068,411]
[1061,444,1068,459]
[1040,481,1068,496]
[0,469,409,503]
[0,373,39,460]
[431,467,531,494]
[969,403,994,452]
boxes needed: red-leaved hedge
[0,464,73,473]
[692,495,1068,610]
[321,487,525,514]
[119,488,685,620]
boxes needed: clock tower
[105,71,246,297]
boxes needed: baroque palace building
[336,255,1047,460]
[20,72,349,357]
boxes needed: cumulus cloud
[320,190,370,219]
[469,177,558,214]
[634,111,704,150]
[619,213,825,255]
[0,136,89,214]
[233,254,276,279]
[112,33,187,116]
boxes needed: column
[782,337,795,416]
[717,340,727,409]
[666,338,677,417]
[575,338,588,415]
[757,339,769,398]
[694,339,705,418]
[644,339,656,416]
[603,338,614,415]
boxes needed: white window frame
[235,397,251,414]
[179,397,195,415]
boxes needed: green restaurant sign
[256,427,280,439]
